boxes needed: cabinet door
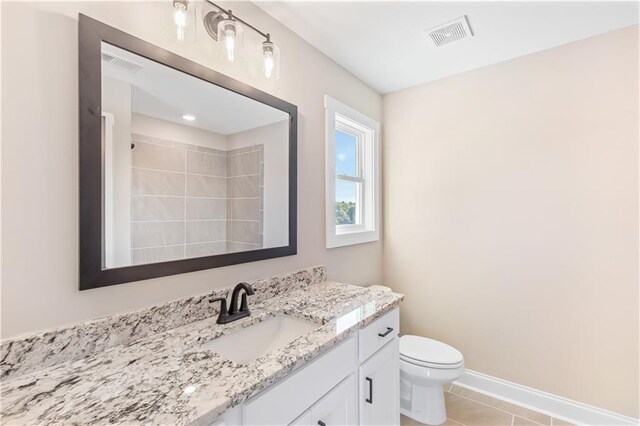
[359,339,399,426]
[311,374,357,426]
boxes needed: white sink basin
[202,315,318,364]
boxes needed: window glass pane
[336,180,359,225]
[335,130,357,177]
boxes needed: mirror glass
[101,42,289,268]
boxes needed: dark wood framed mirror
[79,14,297,290]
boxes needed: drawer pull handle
[378,327,394,338]
[366,377,373,404]
[318,422,326,426]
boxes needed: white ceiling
[256,1,639,94]
[102,43,288,135]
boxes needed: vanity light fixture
[182,114,196,121]
[172,1,280,80]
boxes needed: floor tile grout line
[445,390,547,426]
[446,389,516,416]
[452,388,554,426]
[447,388,548,423]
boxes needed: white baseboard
[453,370,639,426]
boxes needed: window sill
[327,228,379,249]
[336,224,367,235]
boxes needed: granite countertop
[1,281,403,425]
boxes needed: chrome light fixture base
[203,10,224,41]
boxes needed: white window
[325,96,380,248]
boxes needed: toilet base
[400,381,447,425]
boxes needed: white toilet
[399,335,465,425]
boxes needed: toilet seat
[400,353,464,370]
[400,335,464,370]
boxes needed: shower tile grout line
[132,165,259,179]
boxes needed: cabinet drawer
[358,308,399,362]
[243,336,357,425]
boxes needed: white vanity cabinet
[213,308,400,426]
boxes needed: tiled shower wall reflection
[130,133,264,265]
[227,145,264,253]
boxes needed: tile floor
[401,385,575,426]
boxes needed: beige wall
[0,1,382,339]
[383,25,639,418]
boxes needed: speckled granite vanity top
[1,272,403,425]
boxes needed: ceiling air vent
[101,52,143,73]
[425,16,473,48]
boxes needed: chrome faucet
[209,282,255,324]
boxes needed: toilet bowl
[399,335,465,425]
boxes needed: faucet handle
[240,293,250,313]
[243,283,255,296]
[209,297,229,323]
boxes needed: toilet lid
[400,335,463,366]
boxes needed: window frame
[325,96,380,249]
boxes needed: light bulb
[218,19,241,63]
[261,40,279,81]
[264,52,274,79]
[224,29,236,62]
[173,1,187,42]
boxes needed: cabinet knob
[318,421,326,426]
